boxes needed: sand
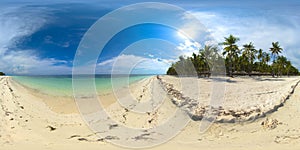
[159,76,300,122]
[1,75,300,149]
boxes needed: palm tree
[174,56,197,76]
[199,45,219,74]
[238,54,248,74]
[257,49,263,62]
[222,35,240,77]
[264,53,271,69]
[276,56,288,77]
[167,36,300,77]
[257,49,263,72]
[242,42,257,75]
[286,61,292,77]
[190,52,208,77]
[167,64,177,75]
[270,42,283,61]
[270,42,283,77]
[200,45,218,61]
[259,52,271,73]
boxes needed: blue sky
[1,0,300,75]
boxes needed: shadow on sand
[210,77,237,83]
[250,77,285,82]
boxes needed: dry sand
[1,75,300,149]
[159,76,300,122]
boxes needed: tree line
[167,35,299,77]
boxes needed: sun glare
[177,30,189,40]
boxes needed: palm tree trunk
[272,55,276,77]
[229,60,233,77]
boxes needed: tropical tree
[166,64,177,75]
[167,36,299,77]
[222,35,240,77]
[286,61,292,76]
[275,56,288,77]
[261,52,271,73]
[287,64,300,76]
[242,42,257,75]
[270,42,283,61]
[191,52,206,75]
[199,45,220,73]
[0,72,5,76]
[176,56,197,76]
[265,53,271,65]
[257,49,263,62]
[257,49,263,71]
[270,42,283,77]
[236,54,247,73]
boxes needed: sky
[1,0,300,75]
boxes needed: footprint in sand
[46,125,56,131]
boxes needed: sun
[176,30,189,40]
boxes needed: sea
[12,75,153,97]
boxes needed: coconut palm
[270,42,283,77]
[270,42,283,61]
[276,56,288,77]
[257,49,263,71]
[191,52,204,75]
[199,45,220,73]
[166,64,177,75]
[259,52,271,73]
[242,42,257,75]
[173,56,197,76]
[222,35,240,77]
[238,54,248,74]
[200,45,218,61]
[286,61,292,77]
[265,53,271,65]
[257,49,263,61]
[167,37,299,77]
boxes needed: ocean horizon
[12,74,155,97]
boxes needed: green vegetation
[167,35,299,77]
[222,35,240,77]
[0,72,5,76]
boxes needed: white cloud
[97,54,174,74]
[191,11,300,69]
[176,39,201,57]
[179,11,210,41]
[175,11,219,58]
[148,54,154,58]
[0,6,72,75]
[43,35,70,48]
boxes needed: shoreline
[9,76,154,114]
[7,75,300,121]
[2,75,300,149]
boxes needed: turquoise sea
[12,75,152,97]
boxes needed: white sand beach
[1,76,300,150]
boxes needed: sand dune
[1,76,300,149]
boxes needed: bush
[0,72,5,76]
